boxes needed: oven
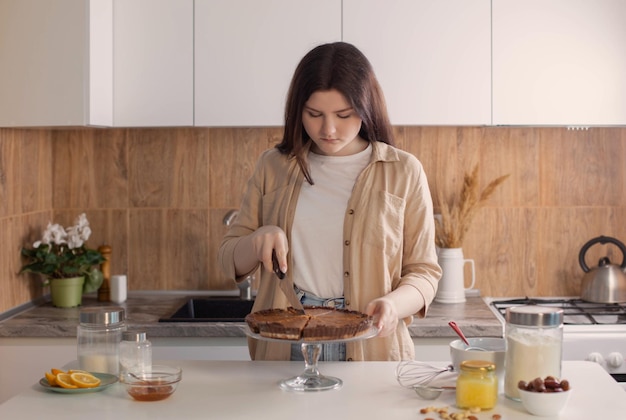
[484,297,626,391]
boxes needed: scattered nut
[419,406,501,420]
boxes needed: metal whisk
[395,360,454,388]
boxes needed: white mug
[435,248,476,303]
[110,275,127,304]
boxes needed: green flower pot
[49,276,85,308]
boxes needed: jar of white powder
[77,307,126,375]
[504,305,563,400]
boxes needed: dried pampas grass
[435,165,509,248]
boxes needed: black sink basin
[159,297,255,322]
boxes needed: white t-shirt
[291,144,372,298]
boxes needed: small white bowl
[518,388,571,416]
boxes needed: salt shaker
[504,305,564,400]
[110,275,127,304]
[119,331,152,374]
[77,307,126,374]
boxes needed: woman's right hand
[245,225,289,276]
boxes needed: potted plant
[20,213,105,308]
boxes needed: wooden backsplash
[1,126,625,313]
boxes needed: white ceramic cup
[435,248,476,303]
[110,275,127,304]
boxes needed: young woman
[219,42,441,361]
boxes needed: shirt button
[347,358,354,361]
[344,272,349,277]
[348,209,354,215]
[344,240,350,246]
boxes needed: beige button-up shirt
[218,141,441,361]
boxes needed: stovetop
[488,297,626,326]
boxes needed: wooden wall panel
[128,209,209,290]
[466,207,539,298]
[208,127,282,209]
[539,128,625,207]
[52,129,127,209]
[128,128,208,209]
[2,126,626,312]
[0,129,51,217]
[0,212,53,311]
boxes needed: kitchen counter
[0,360,623,419]
[0,291,503,339]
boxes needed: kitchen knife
[273,250,305,314]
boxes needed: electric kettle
[578,236,626,303]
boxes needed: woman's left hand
[365,298,398,337]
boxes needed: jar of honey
[456,360,498,410]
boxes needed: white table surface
[0,360,623,419]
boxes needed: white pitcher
[435,248,476,303]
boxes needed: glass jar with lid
[77,307,125,375]
[504,305,564,400]
[456,360,498,410]
[119,331,152,374]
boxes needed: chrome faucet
[222,209,239,227]
[223,209,254,300]
[237,275,254,301]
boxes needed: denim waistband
[293,285,345,308]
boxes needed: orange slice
[44,371,58,386]
[70,372,101,388]
[51,368,66,376]
[55,373,78,389]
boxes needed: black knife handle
[272,250,285,279]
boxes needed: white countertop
[0,361,623,419]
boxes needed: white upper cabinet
[0,0,94,127]
[343,0,491,126]
[493,0,626,126]
[194,0,341,127]
[0,0,193,127]
[113,0,193,127]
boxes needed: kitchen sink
[159,297,254,322]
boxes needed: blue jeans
[290,288,346,362]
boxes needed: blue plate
[39,372,118,394]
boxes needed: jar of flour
[504,305,564,400]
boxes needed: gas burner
[488,297,626,326]
[484,296,626,383]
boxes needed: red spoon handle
[448,321,470,346]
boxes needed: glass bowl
[119,365,182,401]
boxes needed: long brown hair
[276,42,394,184]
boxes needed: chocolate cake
[245,306,372,341]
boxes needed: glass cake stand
[245,326,378,392]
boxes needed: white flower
[75,213,92,242]
[35,222,67,248]
[75,213,89,231]
[65,213,92,249]
[66,226,83,249]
